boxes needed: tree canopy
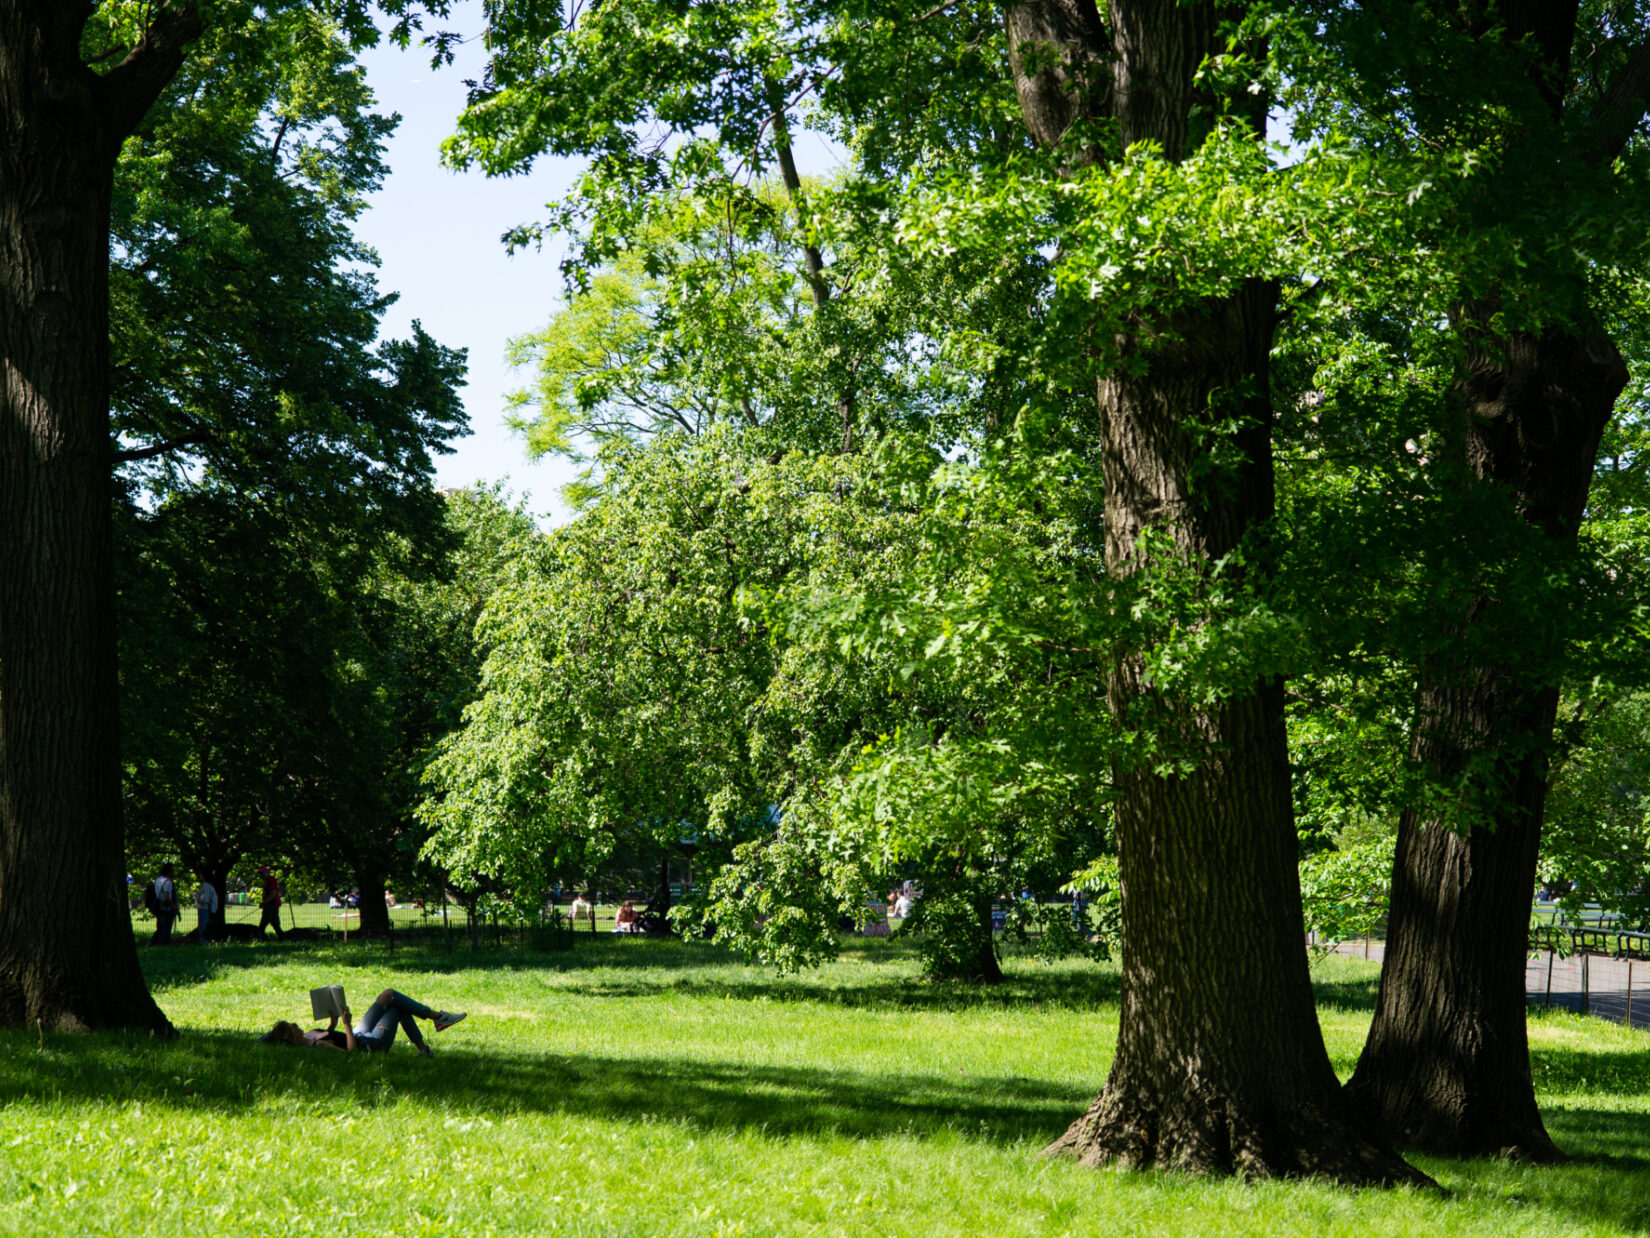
[13,0,1650,1196]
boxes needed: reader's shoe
[434,1011,467,1032]
[417,1044,434,1058]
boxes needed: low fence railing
[1529,923,1650,960]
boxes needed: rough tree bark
[0,3,199,1032]
[1347,326,1627,1159]
[969,895,1005,984]
[1008,0,1424,1182]
[1346,2,1650,1159]
[353,867,392,938]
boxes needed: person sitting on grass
[613,900,640,933]
[260,989,467,1058]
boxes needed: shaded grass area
[2,939,1648,1236]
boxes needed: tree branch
[85,42,133,67]
[112,435,208,464]
[774,139,830,309]
[269,115,293,165]
[1003,0,1112,155]
[1583,39,1650,167]
[765,81,831,310]
[94,2,203,145]
[913,0,970,25]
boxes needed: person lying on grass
[260,989,466,1057]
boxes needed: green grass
[142,900,652,936]
[3,938,1648,1237]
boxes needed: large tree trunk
[2,15,144,1032]
[353,867,391,938]
[0,5,197,1032]
[201,859,232,939]
[1009,0,1424,1183]
[1048,286,1421,1183]
[1347,325,1625,1159]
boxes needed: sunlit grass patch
[1,940,1646,1235]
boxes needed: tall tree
[0,0,449,1030]
[0,1,203,1033]
[113,4,470,939]
[448,0,1423,1181]
[420,432,1109,980]
[337,487,537,935]
[999,0,1420,1181]
[1297,1,1650,1158]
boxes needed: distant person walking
[148,864,179,945]
[258,865,285,941]
[195,879,219,944]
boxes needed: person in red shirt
[258,865,284,941]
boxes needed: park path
[1320,938,1650,1032]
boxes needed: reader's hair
[261,1020,305,1046]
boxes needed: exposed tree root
[1045,1082,1439,1189]
[1344,1072,1565,1166]
[0,975,174,1037]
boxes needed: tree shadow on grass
[1529,1038,1650,1105]
[0,1029,1092,1148]
[558,971,1123,1013]
[150,936,1377,1020]
[138,935,785,995]
[7,1029,1650,1230]
[1420,1103,1650,1234]
[143,934,853,983]
[1392,1036,1650,1232]
[141,938,1125,1014]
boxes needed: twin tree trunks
[0,5,197,1033]
[1009,0,1634,1177]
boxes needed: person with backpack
[146,864,179,945]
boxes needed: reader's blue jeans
[352,990,433,1052]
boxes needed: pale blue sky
[355,21,580,522]
[352,10,843,524]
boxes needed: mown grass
[139,899,678,938]
[2,937,1647,1237]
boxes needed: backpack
[142,881,162,915]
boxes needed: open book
[309,984,347,1021]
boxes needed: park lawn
[136,900,640,938]
[1,940,1647,1238]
